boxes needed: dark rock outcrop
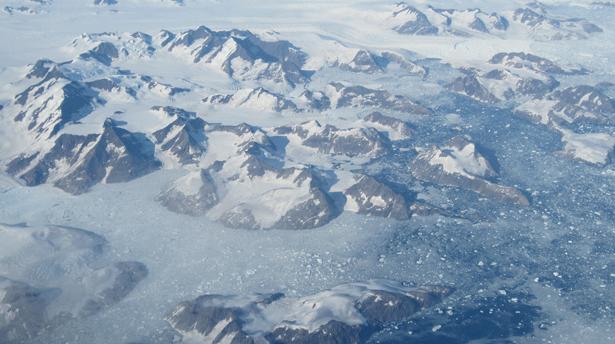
[166,280,454,344]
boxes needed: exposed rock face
[13,72,102,138]
[203,87,298,112]
[411,136,529,206]
[12,133,99,187]
[71,31,157,60]
[427,6,509,34]
[26,59,59,79]
[517,85,615,124]
[154,117,430,229]
[154,121,337,229]
[297,90,331,111]
[273,184,337,229]
[211,161,337,230]
[9,119,161,194]
[0,224,148,344]
[335,50,427,77]
[268,321,363,344]
[392,3,508,36]
[158,169,220,216]
[513,7,603,40]
[392,3,439,35]
[166,280,454,344]
[344,175,412,220]
[362,112,412,140]
[161,25,309,86]
[140,75,190,97]
[447,71,500,104]
[79,41,119,66]
[153,117,207,164]
[489,52,588,75]
[326,82,431,114]
[448,64,559,104]
[202,81,432,114]
[57,119,161,193]
[86,78,125,93]
[11,55,190,143]
[338,49,388,73]
[209,162,337,230]
[550,86,615,122]
[276,120,390,158]
[482,68,559,99]
[79,261,148,316]
[218,205,261,230]
[150,105,196,119]
[336,49,387,73]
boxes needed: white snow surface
[557,127,615,165]
[425,140,494,179]
[0,1,615,343]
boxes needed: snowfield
[1,0,615,343]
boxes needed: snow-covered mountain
[392,3,509,37]
[203,87,299,112]
[333,49,428,77]
[166,280,453,344]
[160,25,310,86]
[517,85,615,124]
[446,51,589,104]
[154,118,420,229]
[391,2,603,41]
[411,136,530,206]
[8,118,161,194]
[513,5,603,40]
[1,1,614,343]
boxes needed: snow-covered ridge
[489,52,589,76]
[202,82,432,114]
[391,2,602,41]
[156,118,414,229]
[275,119,391,158]
[391,2,509,37]
[333,49,427,77]
[325,82,432,114]
[7,119,161,194]
[6,56,189,143]
[160,25,309,86]
[513,6,603,41]
[422,136,498,180]
[12,61,104,139]
[516,85,615,124]
[166,279,454,344]
[444,49,615,168]
[361,111,413,141]
[203,87,298,112]
[67,25,311,87]
[411,136,529,206]
[447,51,573,104]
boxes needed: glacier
[0,0,615,343]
